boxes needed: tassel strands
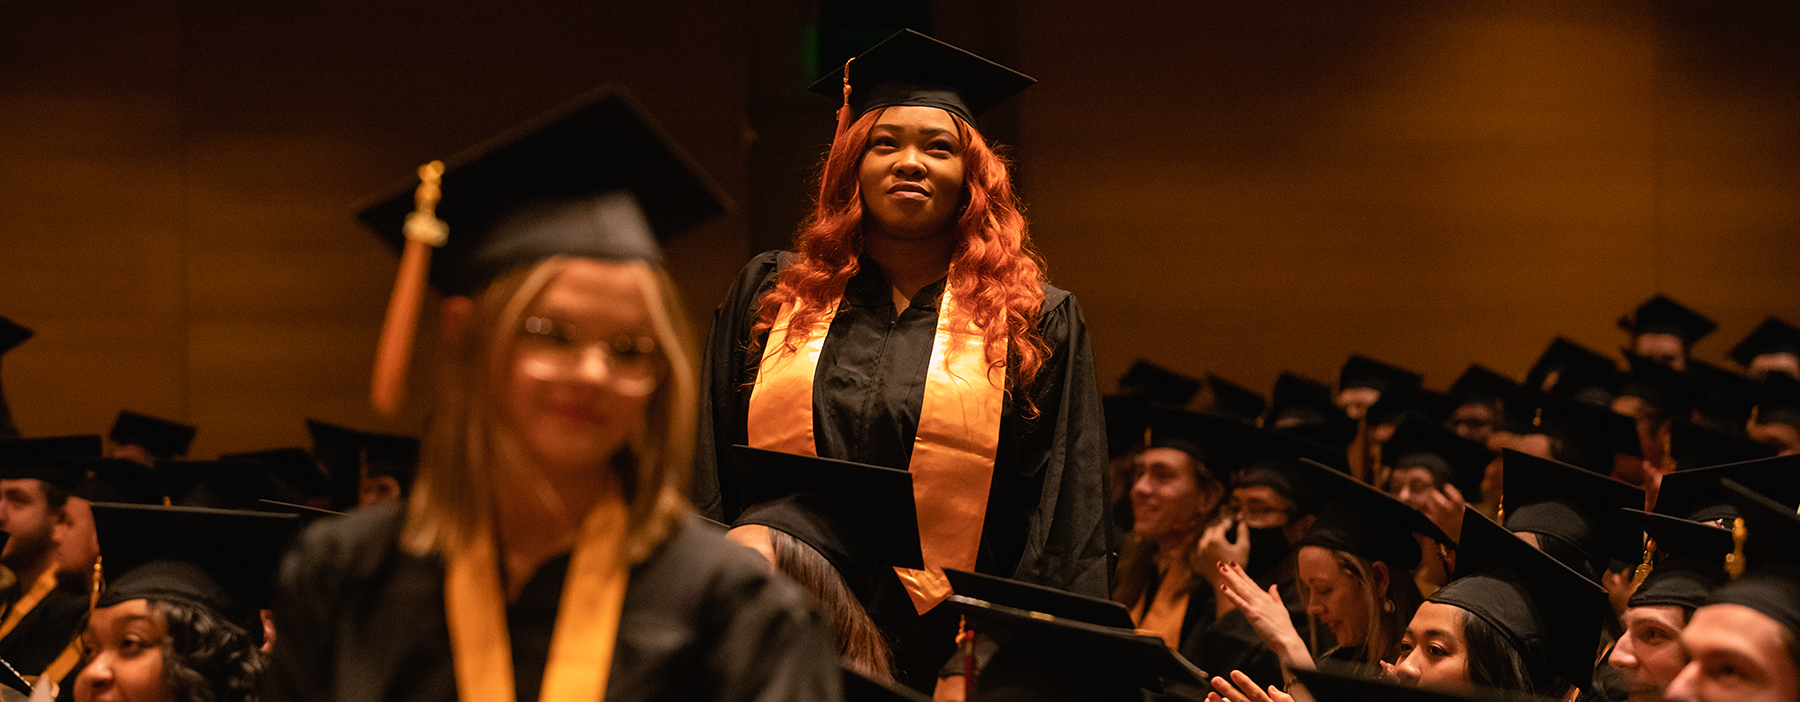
[371,161,449,415]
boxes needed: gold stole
[1132,567,1191,650]
[444,494,630,702]
[0,569,61,640]
[746,285,1006,614]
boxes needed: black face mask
[1243,525,1294,582]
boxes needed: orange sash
[747,283,1006,614]
[0,568,60,640]
[444,494,630,702]
[1133,567,1191,650]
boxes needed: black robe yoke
[693,251,1114,599]
[0,577,85,676]
[266,507,840,702]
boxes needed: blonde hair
[401,256,697,563]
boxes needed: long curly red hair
[752,107,1049,401]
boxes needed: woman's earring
[1383,599,1395,613]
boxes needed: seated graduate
[0,436,103,683]
[1213,457,1451,697]
[1730,317,1800,382]
[266,86,839,702]
[1617,295,1715,373]
[1746,374,1800,456]
[1605,510,1733,702]
[74,504,300,702]
[1380,415,1492,552]
[1664,480,1800,702]
[1112,408,1230,649]
[1390,507,1607,700]
[103,411,195,468]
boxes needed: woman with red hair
[694,30,1111,693]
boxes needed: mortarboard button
[806,29,1035,127]
[107,410,196,461]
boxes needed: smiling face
[857,105,966,241]
[1299,546,1376,648]
[502,259,662,479]
[1611,605,1692,702]
[1394,601,1474,692]
[75,598,174,702]
[1665,603,1799,702]
[1129,448,1214,545]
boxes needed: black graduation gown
[266,506,841,702]
[0,575,85,676]
[692,252,1114,687]
[1177,553,1323,689]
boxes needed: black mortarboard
[1383,415,1495,502]
[843,667,930,702]
[363,432,420,489]
[1338,354,1424,394]
[1432,508,1607,694]
[1101,394,1152,459]
[944,568,1135,629]
[1449,364,1527,409]
[728,446,921,605]
[1514,392,1641,473]
[305,418,365,509]
[220,447,332,505]
[158,460,282,511]
[0,435,103,490]
[1292,665,1543,702]
[108,410,196,460]
[1709,479,1800,638]
[1231,431,1331,517]
[0,316,30,355]
[358,85,729,296]
[1620,509,1732,611]
[1266,372,1340,426]
[1202,373,1266,424]
[1145,406,1254,473]
[947,594,1206,699]
[1755,373,1800,429]
[1501,449,1644,581]
[1687,360,1761,432]
[807,29,1035,126]
[256,499,347,527]
[92,503,301,632]
[1653,453,1800,524]
[1617,353,1704,419]
[1668,420,1777,473]
[1297,458,1451,570]
[1367,387,1460,427]
[70,457,164,505]
[1618,295,1717,345]
[1730,317,1800,371]
[1114,359,1203,406]
[1524,337,1623,403]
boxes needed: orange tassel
[371,161,449,415]
[833,58,855,139]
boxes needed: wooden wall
[2,1,1795,454]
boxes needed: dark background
[3,0,1796,454]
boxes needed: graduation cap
[1383,414,1495,503]
[1367,386,1459,427]
[158,460,283,511]
[1202,373,1266,424]
[1512,392,1641,473]
[0,435,103,491]
[1617,353,1704,419]
[363,432,420,490]
[1730,317,1800,373]
[108,410,196,460]
[1231,431,1331,517]
[1145,406,1255,473]
[1652,453,1800,524]
[1619,509,1732,611]
[1688,360,1761,432]
[1618,295,1717,345]
[727,445,921,605]
[0,316,30,355]
[1113,359,1203,406]
[1266,372,1341,427]
[1668,420,1777,473]
[1338,354,1424,394]
[1296,458,1452,570]
[946,594,1206,699]
[1754,373,1800,429]
[357,85,730,413]
[70,457,164,505]
[305,418,365,509]
[1291,664,1544,702]
[92,503,301,632]
[1449,364,1527,409]
[219,447,333,505]
[1501,449,1644,582]
[1432,508,1608,695]
[807,29,1035,129]
[1709,479,1800,639]
[1101,394,1153,459]
[1524,337,1623,402]
[943,567,1135,630]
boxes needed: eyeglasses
[515,316,665,396]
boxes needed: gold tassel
[371,161,449,415]
[1630,537,1657,589]
[1725,517,1748,580]
[833,58,855,139]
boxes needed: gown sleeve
[1003,290,1116,598]
[692,251,785,522]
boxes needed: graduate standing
[692,30,1111,691]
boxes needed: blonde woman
[267,87,839,702]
